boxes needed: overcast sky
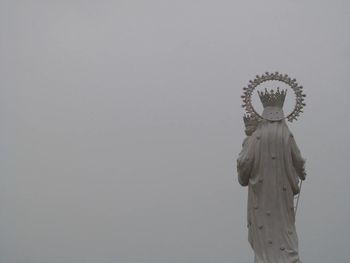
[1,0,350,262]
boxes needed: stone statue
[237,73,306,263]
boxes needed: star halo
[241,72,306,122]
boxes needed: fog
[1,0,349,262]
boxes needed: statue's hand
[299,170,306,181]
[243,115,259,136]
[245,125,256,136]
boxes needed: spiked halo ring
[241,72,306,122]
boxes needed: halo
[241,72,306,122]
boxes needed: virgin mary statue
[237,88,306,263]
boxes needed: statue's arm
[290,135,306,180]
[237,137,255,186]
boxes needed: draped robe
[237,120,305,263]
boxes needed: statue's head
[258,88,286,121]
[241,72,305,123]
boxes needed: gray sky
[1,0,350,262]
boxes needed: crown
[258,88,286,108]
